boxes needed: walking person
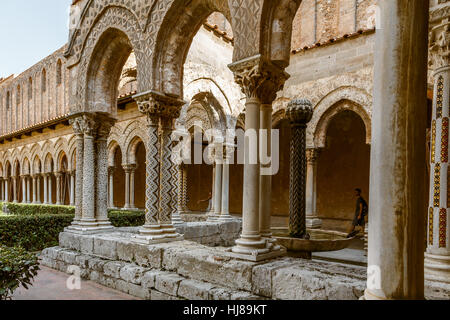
[346,188,368,238]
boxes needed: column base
[306,217,322,229]
[132,224,183,244]
[172,214,185,225]
[218,213,234,221]
[64,224,114,235]
[425,252,450,283]
[228,235,286,262]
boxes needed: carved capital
[133,90,185,125]
[122,164,137,173]
[70,114,98,136]
[286,99,314,126]
[229,55,290,104]
[430,20,450,69]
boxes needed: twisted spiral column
[286,99,313,239]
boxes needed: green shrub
[0,246,40,300]
[0,209,145,251]
[4,203,75,216]
[0,214,74,251]
[109,210,145,227]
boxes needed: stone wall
[0,46,69,136]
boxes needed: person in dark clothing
[346,188,368,238]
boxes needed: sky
[0,0,72,79]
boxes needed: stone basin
[272,228,354,252]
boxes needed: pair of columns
[1,178,10,202]
[227,55,289,261]
[19,174,41,204]
[208,142,234,222]
[66,112,116,234]
[131,91,185,244]
[108,165,137,210]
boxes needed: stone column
[32,175,37,203]
[21,176,26,204]
[96,117,115,229]
[5,179,9,202]
[123,165,132,210]
[36,175,41,204]
[364,0,429,300]
[228,56,288,261]
[177,164,185,214]
[55,172,62,205]
[286,99,313,238]
[425,15,450,284]
[305,149,322,228]
[108,167,115,209]
[49,174,53,204]
[182,165,188,212]
[12,177,18,203]
[129,165,137,209]
[259,103,272,237]
[220,144,233,221]
[211,142,223,222]
[69,171,75,206]
[43,174,48,204]
[26,176,31,203]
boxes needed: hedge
[0,210,145,251]
[2,203,75,216]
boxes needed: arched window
[28,77,33,100]
[6,91,10,110]
[41,69,47,93]
[56,60,62,86]
[17,85,21,105]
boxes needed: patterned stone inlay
[439,208,447,248]
[437,76,444,119]
[442,117,449,163]
[429,207,434,245]
[434,163,441,207]
[432,120,436,163]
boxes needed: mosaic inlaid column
[229,56,288,261]
[425,16,450,284]
[55,172,62,205]
[220,144,234,221]
[286,99,313,238]
[21,176,26,204]
[95,117,115,229]
[160,116,181,238]
[171,139,184,225]
[134,94,166,242]
[306,148,322,228]
[108,167,115,209]
[182,165,188,212]
[364,0,428,300]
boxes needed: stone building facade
[1,0,449,299]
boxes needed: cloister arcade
[0,0,446,300]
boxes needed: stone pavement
[12,265,140,300]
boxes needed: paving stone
[150,290,183,300]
